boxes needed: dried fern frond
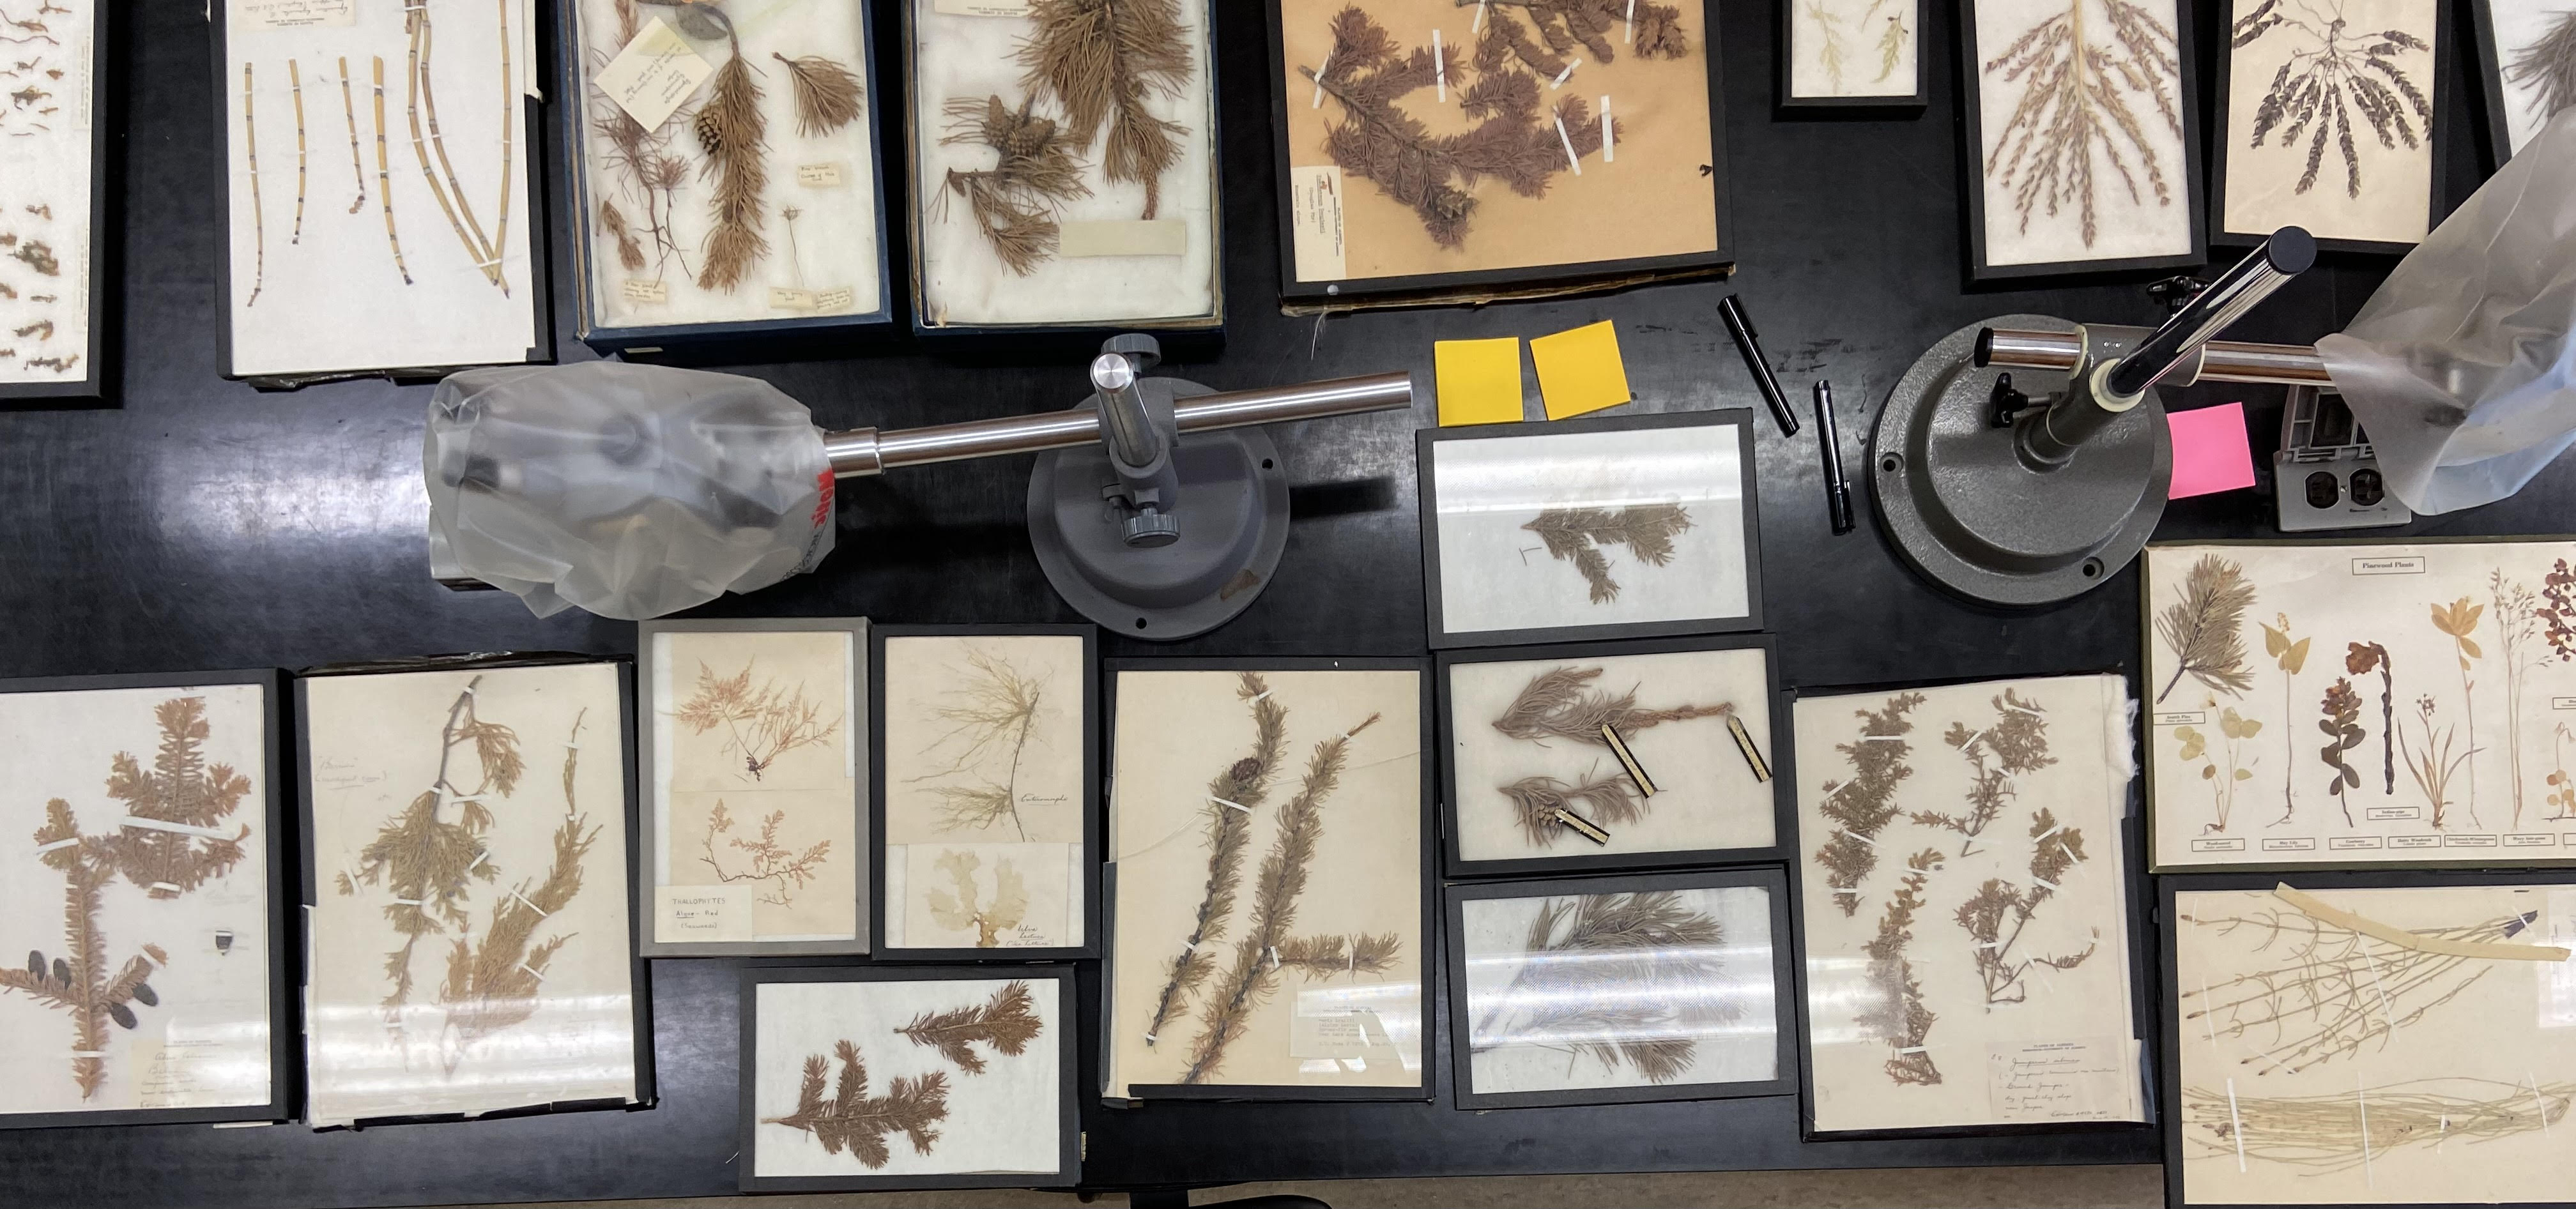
[763,1040,949,1168]
[2155,554,2257,702]
[938,94,1092,274]
[1468,890,1731,1085]
[694,47,770,291]
[2507,11,2576,123]
[1020,0,1192,218]
[772,52,864,138]
[897,979,1043,1074]
[1147,673,1289,1046]
[1499,772,1638,846]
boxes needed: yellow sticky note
[1530,321,1633,420]
[1434,337,1526,426]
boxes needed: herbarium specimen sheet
[571,0,883,333]
[1278,0,1721,285]
[750,974,1064,1180]
[650,627,860,948]
[1446,644,1775,863]
[220,0,540,376]
[302,664,638,1127]
[0,683,273,1118]
[2172,881,2576,1205]
[1429,418,1752,643]
[0,0,96,387]
[2486,0,2576,157]
[1460,882,1778,1097]
[1105,667,1424,1096]
[2145,540,2576,869]
[2219,0,2437,245]
[1968,0,2193,269]
[879,633,1086,951]
[907,0,1218,326]
[1788,0,1918,100]
[1794,674,2147,1132]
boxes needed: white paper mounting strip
[1554,114,1581,175]
[1600,95,1613,163]
[33,837,81,854]
[510,888,549,918]
[2226,1078,2246,1171]
[121,816,235,840]
[1208,796,1251,814]
[1310,52,1332,109]
[1433,29,1445,103]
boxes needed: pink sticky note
[2166,402,2257,499]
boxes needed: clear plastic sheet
[2317,108,2576,515]
[424,361,834,620]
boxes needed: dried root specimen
[2233,0,2430,197]
[2508,13,2576,126]
[772,52,864,138]
[1468,890,1731,1084]
[1982,0,2180,246]
[1020,0,1191,218]
[1275,932,1402,980]
[1954,810,2094,1006]
[1499,772,1636,846]
[939,95,1091,275]
[2156,554,2255,702]
[1522,505,1689,604]
[1813,692,1924,915]
[924,849,1028,948]
[1859,848,1945,1085]
[898,978,1042,1074]
[675,660,842,783]
[909,647,1046,839]
[1910,688,2056,855]
[692,20,769,291]
[1146,673,1287,1047]
[701,800,831,906]
[2185,1077,2573,1171]
[2175,707,2260,833]
[764,1040,949,1168]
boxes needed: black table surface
[0,0,2547,1205]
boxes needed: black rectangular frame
[636,617,873,958]
[1418,408,1766,651]
[0,667,292,1130]
[1955,0,2206,280]
[1101,656,1439,1103]
[0,0,117,404]
[1775,0,1930,112]
[1443,865,1798,1110]
[1266,0,1735,303]
[737,963,1082,1193]
[2467,0,2547,168]
[293,655,655,1128]
[1434,632,1792,878]
[870,624,1100,962]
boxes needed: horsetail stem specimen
[242,62,264,307]
[339,56,366,213]
[372,56,413,284]
[288,59,308,245]
[405,0,507,292]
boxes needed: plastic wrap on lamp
[424,362,834,619]
[2316,109,2576,515]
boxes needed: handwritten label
[1060,218,1190,258]
[815,286,855,312]
[656,885,754,943]
[2189,837,2245,853]
[796,162,847,188]
[770,287,818,311]
[622,278,669,303]
[2365,805,2420,821]
[2154,711,2206,727]
[136,1036,233,1110]
[233,0,356,31]
[1987,1038,2126,1122]
[2350,556,2426,575]
[2260,837,2315,851]
[592,17,714,133]
[935,0,1034,14]
[1290,993,1387,1058]
[1288,165,1347,282]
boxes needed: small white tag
[770,287,819,311]
[814,285,856,312]
[656,884,755,943]
[796,162,847,188]
[622,278,669,303]
[592,17,714,133]
[1059,218,1190,258]
[1287,165,1347,283]
[934,0,1032,13]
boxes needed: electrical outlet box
[2274,385,2411,532]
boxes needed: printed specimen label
[933,0,1034,14]
[2387,834,2440,849]
[595,17,715,133]
[2154,711,2207,727]
[2349,556,2426,575]
[2260,837,2315,851]
[2365,805,2420,821]
[2327,835,2385,849]
[1288,165,1348,282]
[2189,837,2246,852]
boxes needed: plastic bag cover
[2317,109,2576,515]
[425,361,832,619]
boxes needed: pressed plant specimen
[2429,595,2485,819]
[2317,678,2365,826]
[401,0,516,293]
[939,94,1091,275]
[687,7,769,291]
[1453,0,1691,70]
[2549,722,2576,821]
[2258,612,2309,824]
[1813,691,1924,914]
[2398,694,2478,830]
[1020,0,1191,219]
[2490,572,2546,826]
[2175,707,2260,833]
[1804,0,1906,91]
[1466,890,1733,1084]
[2507,11,2576,123]
[588,0,688,278]
[700,800,831,907]
[1910,688,2056,856]
[2545,557,2576,658]
[2156,554,2255,702]
[2345,640,2395,794]
[1498,772,1637,846]
[2232,0,2431,198]
[2184,1077,2573,1171]
[371,56,414,284]
[1146,673,1287,1047]
[0,696,252,1098]
[907,647,1047,839]
[1952,810,2094,1006]
[1487,664,1731,844]
[287,59,308,245]
[1982,0,2182,247]
[675,660,843,784]
[772,52,864,139]
[1859,848,1945,1086]
[436,711,597,1075]
[1275,931,1402,980]
[1181,710,1383,1084]
[763,1039,949,1168]
[1522,505,1690,605]
[241,62,264,308]
[924,849,1028,948]
[897,979,1042,1074]
[2178,900,2544,1074]
[337,57,365,213]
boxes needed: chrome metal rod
[1979,330,2330,386]
[821,371,1414,478]
[2103,227,2317,397]
[1092,353,1160,468]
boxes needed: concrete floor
[464,1163,2165,1208]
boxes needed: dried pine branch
[693,35,770,291]
[2507,11,2576,123]
[2154,554,2257,702]
[438,810,597,1074]
[1468,890,1731,1084]
[588,0,686,278]
[1020,0,1192,219]
[1813,692,1924,914]
[1521,505,1690,604]
[1857,848,1945,1085]
[1908,688,2056,853]
[1147,673,1289,1047]
[1499,772,1637,846]
[1275,932,1402,980]
[897,979,1043,1074]
[1982,0,2181,247]
[938,94,1091,275]
[772,52,864,138]
[763,1040,949,1169]
[2235,0,2430,197]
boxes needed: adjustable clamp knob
[1123,508,1180,548]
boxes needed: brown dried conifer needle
[897,979,1043,1074]
[1019,0,1192,219]
[939,95,1091,275]
[694,34,770,291]
[2156,554,2256,702]
[339,56,366,213]
[772,52,864,138]
[1146,673,1289,1046]
[436,711,595,1076]
[763,1041,949,1168]
[2508,12,2576,122]
[372,56,413,284]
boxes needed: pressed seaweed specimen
[2258,612,2310,824]
[288,59,308,245]
[690,12,769,292]
[2345,640,2395,794]
[763,1039,949,1168]
[1813,691,1924,915]
[1466,890,1733,1084]
[1180,710,1383,1084]
[1522,505,1690,605]
[2174,707,2260,833]
[1909,688,2056,856]
[1804,0,1906,91]
[1982,0,2182,247]
[1453,0,1691,68]
[1146,673,1287,1047]
[2156,554,2256,702]
[675,660,842,784]
[1858,848,1945,1085]
[436,713,597,1075]
[241,62,264,308]
[2429,595,2485,820]
[0,696,251,1098]
[938,94,1091,275]
[1020,0,1191,220]
[2490,572,2547,826]
[700,800,831,907]
[1952,810,2094,1007]
[2317,678,2365,826]
[372,56,414,284]
[2184,1077,2573,1171]
[772,52,864,139]
[897,978,1043,1074]
[2398,693,2478,830]
[908,646,1048,840]
[2232,0,2430,198]
[2177,900,2544,1074]
[338,57,365,214]
[924,849,1028,948]
[2509,11,2576,126]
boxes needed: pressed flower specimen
[2428,596,2485,821]
[2344,641,2395,795]
[2398,694,2477,830]
[2175,706,2260,833]
[2317,678,2365,826]
[2258,613,2309,824]
[2489,572,2547,826]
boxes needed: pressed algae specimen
[1813,691,1924,913]
[764,1040,949,1168]
[700,800,831,907]
[909,647,1048,840]
[1468,890,1732,1084]
[675,660,842,783]
[897,978,1042,1074]
[2232,0,2430,197]
[1146,673,1287,1047]
[924,849,1028,948]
